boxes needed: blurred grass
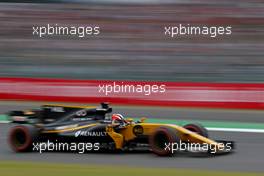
[0,161,263,176]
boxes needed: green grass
[0,161,263,176]
[0,114,8,121]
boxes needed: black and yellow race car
[8,103,234,156]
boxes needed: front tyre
[149,127,180,156]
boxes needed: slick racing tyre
[149,127,180,156]
[8,125,39,152]
[183,123,208,138]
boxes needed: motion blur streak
[0,78,263,109]
[0,1,263,82]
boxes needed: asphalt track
[1,101,264,172]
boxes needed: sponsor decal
[47,106,65,112]
[73,117,92,121]
[12,116,27,121]
[75,130,107,137]
[133,125,144,136]
[76,110,87,117]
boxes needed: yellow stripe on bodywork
[43,104,96,109]
[42,123,98,133]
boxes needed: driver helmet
[112,114,125,123]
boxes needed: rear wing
[8,110,40,124]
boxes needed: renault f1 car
[8,103,234,156]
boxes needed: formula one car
[8,103,234,156]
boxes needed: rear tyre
[8,125,39,152]
[149,127,180,156]
[183,123,208,138]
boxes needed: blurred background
[1,1,264,175]
[0,0,263,82]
